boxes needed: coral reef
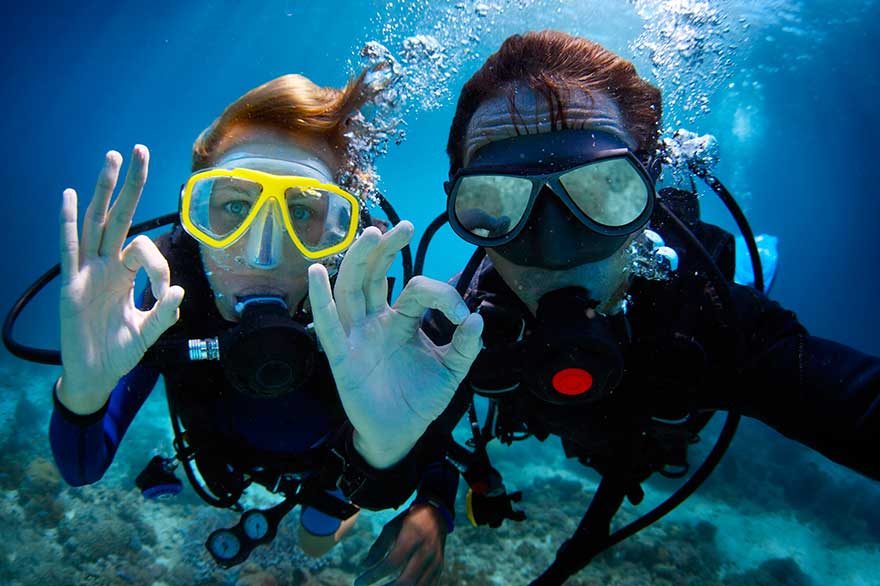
[0,364,876,585]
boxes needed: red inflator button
[552,368,593,395]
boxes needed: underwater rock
[24,456,61,486]
[57,486,158,564]
[693,520,718,543]
[723,557,815,586]
[237,569,279,586]
[514,540,540,559]
[613,520,721,585]
[18,456,65,526]
[313,567,357,586]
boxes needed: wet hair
[192,72,372,172]
[446,30,662,175]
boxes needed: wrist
[352,430,414,470]
[53,378,110,427]
[56,375,112,416]
[412,497,455,534]
[325,425,420,508]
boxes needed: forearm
[49,365,159,486]
[331,423,423,510]
[709,284,879,480]
[737,334,880,480]
[50,383,115,486]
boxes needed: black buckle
[299,480,359,520]
[327,446,368,498]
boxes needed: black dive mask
[446,130,657,269]
[470,286,629,406]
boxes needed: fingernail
[454,303,470,322]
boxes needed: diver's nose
[531,186,579,252]
[245,199,285,269]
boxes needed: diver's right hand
[57,146,184,415]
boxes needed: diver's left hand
[308,221,483,469]
[355,504,447,586]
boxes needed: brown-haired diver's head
[446,30,662,175]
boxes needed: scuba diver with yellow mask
[5,71,483,573]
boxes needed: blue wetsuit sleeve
[726,284,880,480]
[50,364,160,486]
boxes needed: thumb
[141,285,184,348]
[363,513,404,567]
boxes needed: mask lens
[558,158,649,227]
[283,186,354,254]
[189,176,263,240]
[453,175,532,238]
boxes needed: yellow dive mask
[180,166,361,263]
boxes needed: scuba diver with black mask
[358,30,880,586]
[25,72,484,573]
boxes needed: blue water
[1,1,879,584]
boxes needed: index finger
[364,220,414,314]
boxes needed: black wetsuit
[411,218,880,513]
